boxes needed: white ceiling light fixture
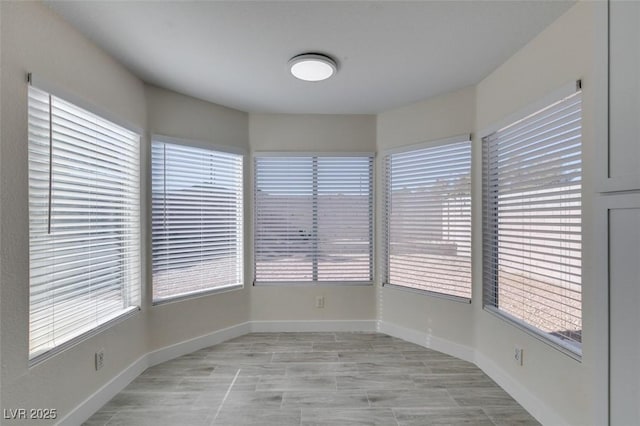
[289,53,337,82]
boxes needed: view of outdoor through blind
[254,155,373,283]
[483,90,582,353]
[384,138,472,299]
[28,86,141,361]
[151,141,244,303]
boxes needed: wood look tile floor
[83,333,540,426]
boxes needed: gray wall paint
[250,113,376,152]
[146,84,248,148]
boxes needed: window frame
[382,135,473,303]
[27,81,142,365]
[252,151,375,286]
[481,82,583,359]
[151,135,246,305]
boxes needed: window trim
[254,280,373,287]
[153,134,248,157]
[27,81,142,366]
[381,134,470,156]
[382,283,472,304]
[480,83,583,360]
[382,134,472,303]
[484,305,582,361]
[252,151,376,286]
[477,80,580,137]
[152,284,244,307]
[150,135,246,305]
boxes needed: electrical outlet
[514,346,524,366]
[315,296,325,309]
[95,349,105,371]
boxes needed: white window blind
[384,137,472,300]
[152,140,243,303]
[254,155,373,284]
[483,90,582,354]
[28,86,140,362]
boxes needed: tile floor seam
[391,406,400,426]
[210,368,241,425]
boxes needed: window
[151,139,244,303]
[254,154,373,284]
[483,89,582,354]
[28,86,140,362]
[384,136,472,300]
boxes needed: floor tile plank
[84,332,538,426]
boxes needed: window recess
[254,154,374,285]
[383,136,472,301]
[28,85,141,363]
[482,87,582,357]
[151,138,244,303]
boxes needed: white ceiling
[45,1,575,115]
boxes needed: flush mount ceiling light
[289,53,337,82]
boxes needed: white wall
[0,2,147,422]
[603,2,640,424]
[0,0,4,407]
[0,5,253,421]
[0,2,605,425]
[375,3,602,424]
[473,2,598,425]
[376,86,476,350]
[249,114,378,323]
[145,85,251,351]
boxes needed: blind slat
[254,155,373,284]
[482,90,582,353]
[151,141,244,303]
[28,86,141,361]
[385,139,472,299]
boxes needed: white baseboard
[474,351,569,426]
[147,322,251,367]
[378,320,475,363]
[58,322,249,426]
[250,319,377,333]
[57,353,148,426]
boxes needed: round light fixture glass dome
[289,53,337,82]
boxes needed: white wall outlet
[95,349,105,371]
[514,346,524,366]
[315,296,325,309]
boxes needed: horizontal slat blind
[483,90,582,353]
[254,155,373,284]
[384,139,472,299]
[28,86,140,361]
[152,141,243,302]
